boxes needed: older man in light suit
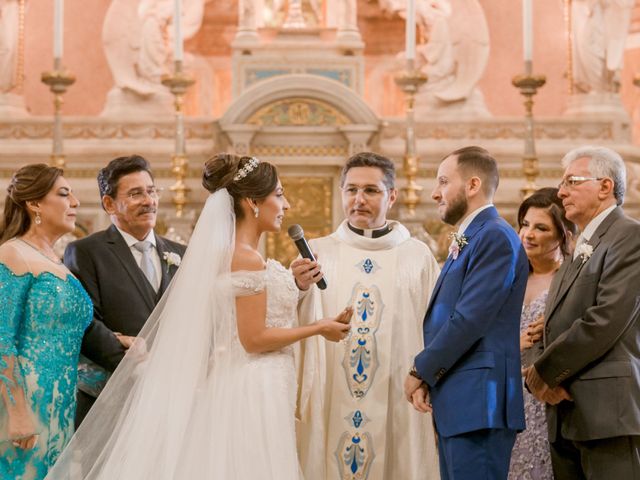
[526,146,640,479]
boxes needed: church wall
[15,0,640,131]
[3,0,640,259]
[22,0,113,116]
[478,0,568,117]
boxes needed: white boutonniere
[448,232,468,260]
[575,243,593,263]
[163,251,182,267]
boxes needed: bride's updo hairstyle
[202,153,278,220]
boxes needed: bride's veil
[47,189,236,479]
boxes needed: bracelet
[409,364,422,380]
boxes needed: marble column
[336,0,362,46]
[234,0,260,45]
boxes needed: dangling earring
[253,206,259,218]
[34,212,42,225]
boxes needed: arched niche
[218,74,380,264]
[219,74,380,163]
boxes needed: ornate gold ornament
[265,176,333,266]
[247,98,350,126]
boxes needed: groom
[65,155,186,425]
[405,146,528,479]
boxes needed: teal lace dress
[0,262,92,480]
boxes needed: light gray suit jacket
[535,207,640,442]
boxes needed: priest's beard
[442,189,468,226]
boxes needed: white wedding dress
[46,190,302,480]
[177,259,302,479]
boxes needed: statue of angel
[379,0,490,116]
[0,0,20,93]
[101,0,204,114]
[572,0,633,94]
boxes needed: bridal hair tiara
[233,157,260,182]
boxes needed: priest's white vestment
[296,220,441,480]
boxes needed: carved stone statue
[572,0,633,94]
[0,0,28,116]
[101,0,204,117]
[0,0,19,93]
[380,0,490,118]
[265,0,323,27]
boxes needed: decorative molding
[247,97,351,126]
[410,167,566,179]
[380,119,624,141]
[245,68,353,89]
[266,176,333,266]
[221,74,379,126]
[251,144,348,156]
[0,120,215,140]
[0,167,207,179]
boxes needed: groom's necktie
[134,241,158,291]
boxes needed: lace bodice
[230,259,298,329]
[0,262,92,480]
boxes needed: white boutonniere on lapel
[448,232,468,260]
[575,242,593,264]
[163,251,182,267]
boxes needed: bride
[46,154,352,479]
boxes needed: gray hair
[561,146,626,205]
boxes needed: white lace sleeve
[229,270,266,297]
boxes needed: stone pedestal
[564,93,630,119]
[232,28,364,98]
[0,92,29,118]
[100,88,174,118]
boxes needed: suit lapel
[155,237,172,297]
[425,256,454,316]
[424,207,498,319]
[545,207,622,320]
[545,257,572,320]
[106,225,156,311]
[547,255,588,318]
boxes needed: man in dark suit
[526,146,640,479]
[64,155,186,426]
[405,146,529,479]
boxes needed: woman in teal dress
[0,164,92,480]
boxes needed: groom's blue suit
[415,206,529,480]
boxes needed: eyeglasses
[123,187,163,202]
[342,186,389,199]
[557,176,603,190]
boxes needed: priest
[294,152,441,480]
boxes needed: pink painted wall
[17,0,640,137]
[479,0,569,116]
[23,0,113,116]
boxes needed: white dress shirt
[572,204,617,260]
[116,227,162,288]
[457,203,494,236]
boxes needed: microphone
[288,224,327,290]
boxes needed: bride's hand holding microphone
[317,306,353,342]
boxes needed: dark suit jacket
[415,207,529,438]
[64,224,186,373]
[536,207,640,442]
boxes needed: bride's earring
[35,212,42,225]
[253,206,259,218]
